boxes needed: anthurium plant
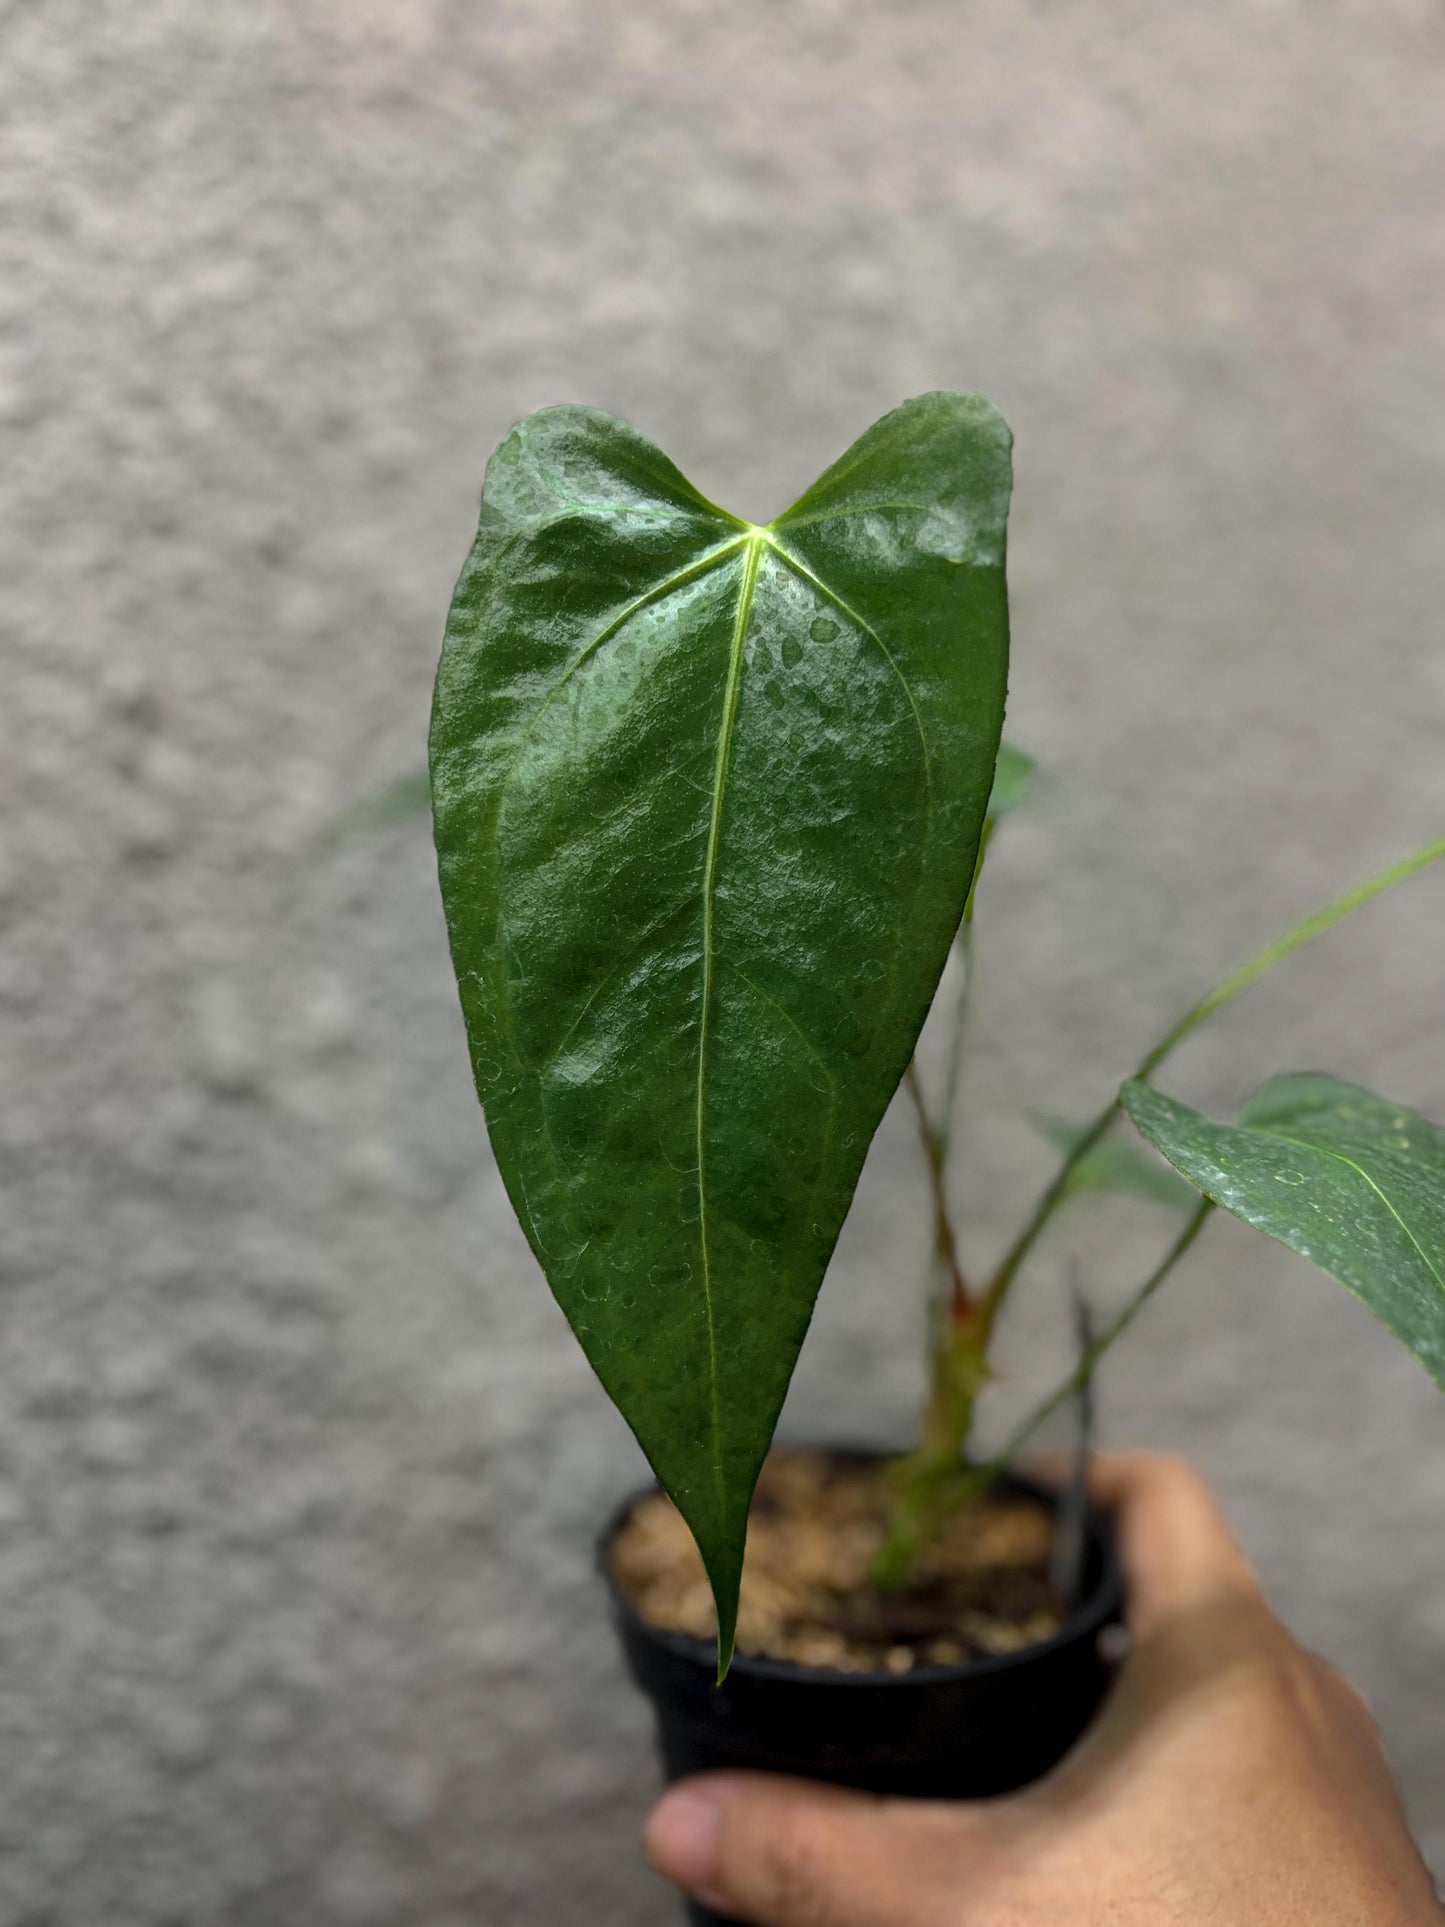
[426,392,1445,1673]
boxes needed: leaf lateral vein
[762,534,933,817]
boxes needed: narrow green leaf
[431,395,1012,1666]
[1122,1074,1445,1389]
[961,740,1033,921]
[323,768,432,847]
[1032,1114,1198,1212]
[986,742,1035,822]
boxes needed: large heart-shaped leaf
[1122,1074,1445,1389]
[431,394,1012,1663]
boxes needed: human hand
[644,1454,1442,1926]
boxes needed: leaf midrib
[694,533,764,1501]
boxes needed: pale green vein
[1262,1132,1445,1296]
[695,533,764,1498]
[491,533,747,836]
[541,895,695,1072]
[762,534,933,815]
[725,960,838,1094]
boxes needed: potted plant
[425,392,1443,1922]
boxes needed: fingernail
[645,1785,724,1894]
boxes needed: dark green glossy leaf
[986,742,1035,822]
[1122,1074,1445,1389]
[1033,1114,1198,1212]
[431,395,1012,1664]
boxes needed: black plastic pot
[603,1456,1124,1927]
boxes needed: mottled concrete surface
[3,2,1444,1920]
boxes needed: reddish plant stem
[903,1059,971,1318]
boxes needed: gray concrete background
[3,2,1444,1920]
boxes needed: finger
[646,1772,967,1927]
[1081,1452,1261,1640]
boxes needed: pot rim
[599,1446,1124,1690]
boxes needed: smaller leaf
[1033,1115,1198,1212]
[986,742,1035,823]
[324,768,432,848]
[963,743,1036,924]
[1122,1073,1445,1390]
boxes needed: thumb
[1085,1451,1261,1641]
[645,1771,972,1927]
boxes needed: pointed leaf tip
[1032,1113,1198,1212]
